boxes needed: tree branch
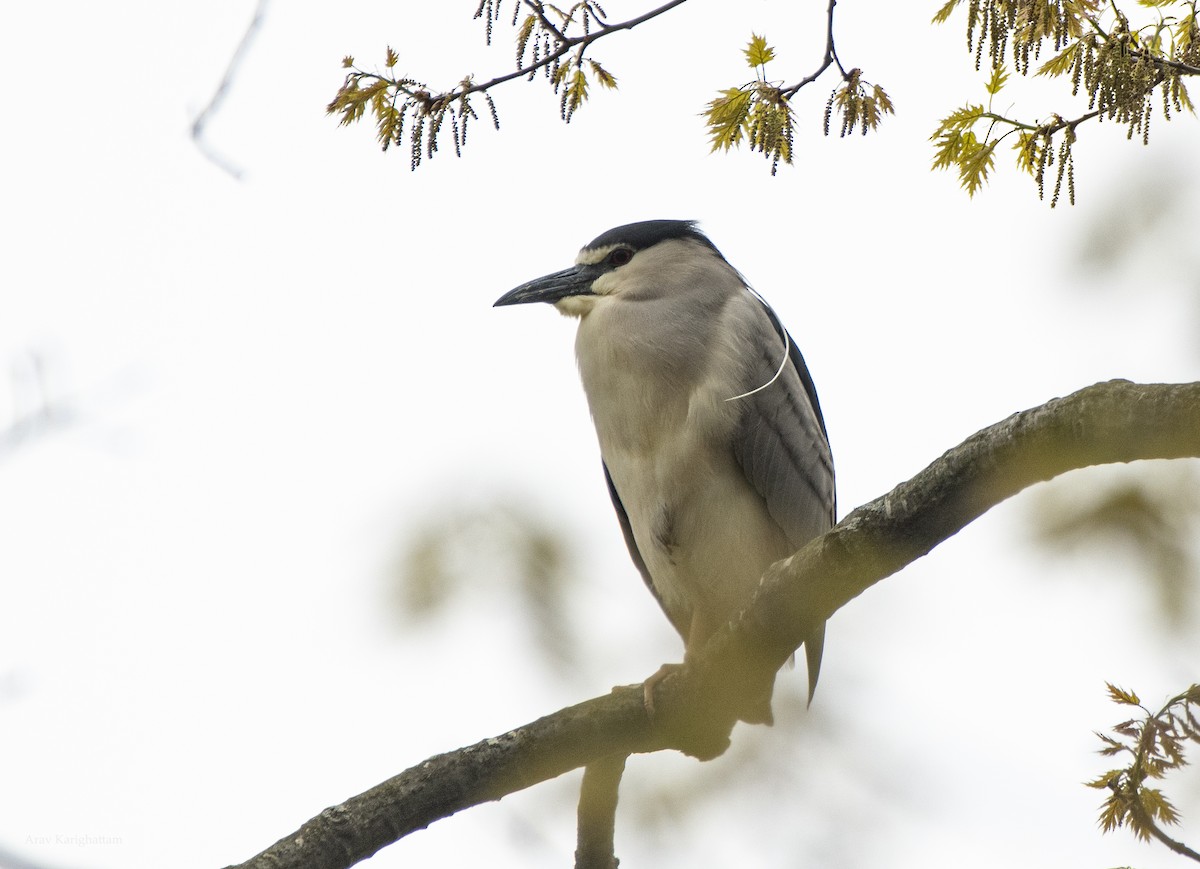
[225,379,1200,869]
[224,687,658,869]
[575,753,628,869]
[191,0,268,179]
[1137,812,1200,863]
[456,0,690,103]
[781,0,846,99]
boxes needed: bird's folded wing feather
[731,301,836,701]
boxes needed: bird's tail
[804,621,826,707]
[734,621,825,725]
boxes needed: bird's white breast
[571,292,793,640]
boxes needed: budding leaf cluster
[931,0,1200,204]
[327,2,619,169]
[1086,683,1200,855]
[703,35,798,176]
[508,2,618,123]
[706,34,893,175]
[823,68,895,137]
[329,0,1196,195]
[326,53,500,171]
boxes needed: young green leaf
[588,59,618,89]
[1036,42,1081,78]
[985,65,1009,95]
[959,136,998,196]
[1107,683,1142,707]
[704,88,753,151]
[743,33,776,68]
[931,0,964,24]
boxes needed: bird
[494,220,835,724]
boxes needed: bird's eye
[607,248,633,266]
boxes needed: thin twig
[973,108,1102,133]
[191,0,269,179]
[0,351,79,460]
[454,0,690,101]
[524,0,568,44]
[781,0,846,99]
[1132,803,1200,861]
[575,753,628,869]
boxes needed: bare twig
[782,0,848,98]
[192,0,269,179]
[455,0,690,102]
[575,753,628,869]
[0,351,78,460]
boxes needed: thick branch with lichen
[224,380,1200,869]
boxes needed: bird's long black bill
[493,266,595,307]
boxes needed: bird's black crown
[584,220,721,256]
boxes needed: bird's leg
[684,610,717,654]
[642,611,716,715]
[641,663,682,716]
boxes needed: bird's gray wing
[732,297,836,702]
[603,462,687,637]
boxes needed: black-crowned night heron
[495,220,835,724]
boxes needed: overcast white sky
[2,2,1199,868]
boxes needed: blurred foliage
[390,496,584,675]
[1087,682,1200,859]
[621,676,831,827]
[931,0,1200,204]
[1074,167,1184,273]
[1029,462,1200,630]
[390,493,865,855]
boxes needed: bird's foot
[642,662,683,716]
